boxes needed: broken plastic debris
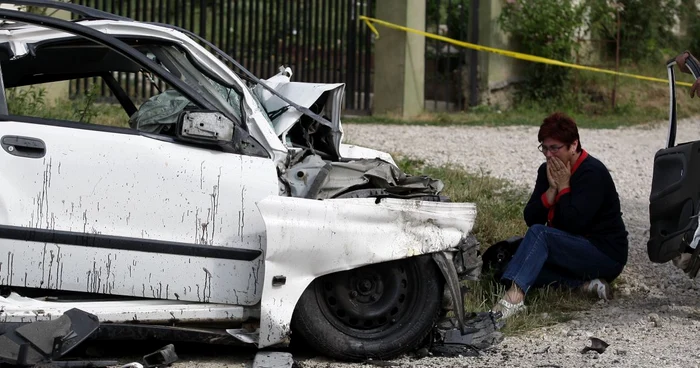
[120,363,145,368]
[143,344,178,367]
[0,308,100,366]
[428,312,504,357]
[252,351,295,368]
[580,337,609,354]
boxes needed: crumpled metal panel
[254,196,477,347]
[338,144,397,166]
[282,155,445,200]
[253,69,345,154]
[279,154,329,198]
[320,158,444,199]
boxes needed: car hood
[252,68,345,159]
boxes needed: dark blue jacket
[523,150,629,265]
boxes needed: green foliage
[7,86,47,116]
[74,84,100,124]
[17,5,49,15]
[462,275,595,335]
[680,0,700,55]
[7,85,128,127]
[498,0,586,101]
[586,0,680,62]
[427,0,470,41]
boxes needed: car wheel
[291,255,443,361]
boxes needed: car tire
[291,255,443,361]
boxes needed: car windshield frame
[145,43,246,126]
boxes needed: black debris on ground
[580,337,609,354]
[428,312,505,357]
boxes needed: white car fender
[338,143,398,166]
[254,195,477,347]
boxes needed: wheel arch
[254,195,478,349]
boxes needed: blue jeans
[501,224,623,293]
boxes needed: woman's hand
[544,160,558,205]
[546,159,557,189]
[548,157,571,190]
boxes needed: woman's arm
[524,163,553,226]
[551,168,605,233]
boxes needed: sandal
[491,298,527,319]
[585,278,612,301]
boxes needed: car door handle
[1,135,46,159]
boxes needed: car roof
[0,18,238,87]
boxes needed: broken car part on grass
[0,0,498,363]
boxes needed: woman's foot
[491,297,527,319]
[582,278,612,300]
[491,284,527,319]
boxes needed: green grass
[398,157,596,335]
[7,86,130,127]
[463,276,595,335]
[347,61,700,129]
[397,157,529,247]
[344,106,663,130]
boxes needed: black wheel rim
[314,259,420,339]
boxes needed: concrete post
[372,0,425,118]
[474,1,523,109]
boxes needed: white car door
[0,118,278,305]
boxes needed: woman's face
[540,137,578,163]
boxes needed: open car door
[648,54,700,277]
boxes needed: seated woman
[491,112,628,319]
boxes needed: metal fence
[70,0,474,115]
[424,0,472,112]
[70,0,375,114]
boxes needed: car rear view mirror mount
[177,110,235,144]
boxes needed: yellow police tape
[359,15,695,88]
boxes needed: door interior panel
[648,140,700,263]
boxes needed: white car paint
[0,20,381,166]
[339,143,397,166]
[0,195,477,349]
[257,196,476,346]
[253,69,345,151]
[0,15,480,351]
[0,121,278,305]
[1,292,256,324]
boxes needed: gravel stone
[296,119,700,368]
[161,119,700,368]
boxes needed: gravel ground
[301,118,700,368]
[89,119,700,368]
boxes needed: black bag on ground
[480,236,523,285]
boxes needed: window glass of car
[1,34,245,139]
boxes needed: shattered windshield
[128,44,249,134]
[153,45,243,121]
[134,44,277,133]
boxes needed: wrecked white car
[0,1,484,364]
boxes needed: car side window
[6,80,132,128]
[0,39,239,137]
